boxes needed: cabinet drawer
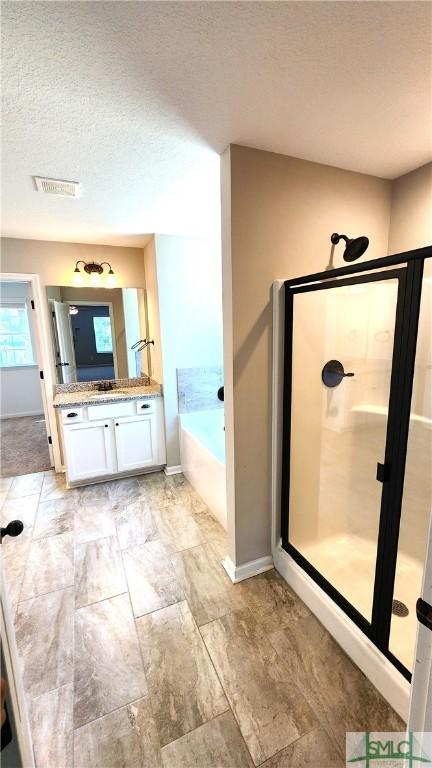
[135,399,156,415]
[87,401,135,421]
[61,407,84,424]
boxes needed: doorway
[0,279,52,476]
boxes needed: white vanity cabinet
[60,396,165,486]
[115,416,156,472]
[62,420,116,482]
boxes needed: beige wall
[224,144,393,566]
[388,163,432,254]
[0,238,146,287]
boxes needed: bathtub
[179,409,227,529]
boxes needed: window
[0,302,35,367]
[93,316,113,353]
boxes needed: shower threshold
[300,532,422,672]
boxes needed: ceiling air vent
[34,176,81,198]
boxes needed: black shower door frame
[280,246,430,681]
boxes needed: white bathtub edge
[180,418,227,530]
[222,554,274,584]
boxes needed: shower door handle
[416,598,432,631]
[376,462,391,483]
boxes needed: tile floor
[1,470,404,767]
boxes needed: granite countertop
[53,383,162,409]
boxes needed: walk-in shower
[280,246,431,682]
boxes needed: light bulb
[106,270,116,288]
[90,271,101,287]
[72,269,84,287]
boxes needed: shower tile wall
[177,366,223,413]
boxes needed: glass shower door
[389,261,432,671]
[284,270,404,624]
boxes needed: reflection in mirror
[46,286,150,384]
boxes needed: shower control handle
[416,598,432,631]
[376,462,391,483]
[322,360,355,388]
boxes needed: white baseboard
[164,464,182,476]
[222,554,274,584]
[66,465,165,489]
[273,544,410,722]
[1,411,44,419]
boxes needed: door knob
[1,520,24,540]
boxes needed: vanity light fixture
[106,268,116,289]
[72,260,117,288]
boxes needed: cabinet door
[63,420,115,483]
[115,416,156,472]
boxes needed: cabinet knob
[141,403,151,409]
[67,412,78,418]
[115,422,119,426]
[105,424,108,428]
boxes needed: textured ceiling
[1,1,431,246]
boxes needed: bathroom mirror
[46,286,150,384]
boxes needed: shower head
[330,233,369,262]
